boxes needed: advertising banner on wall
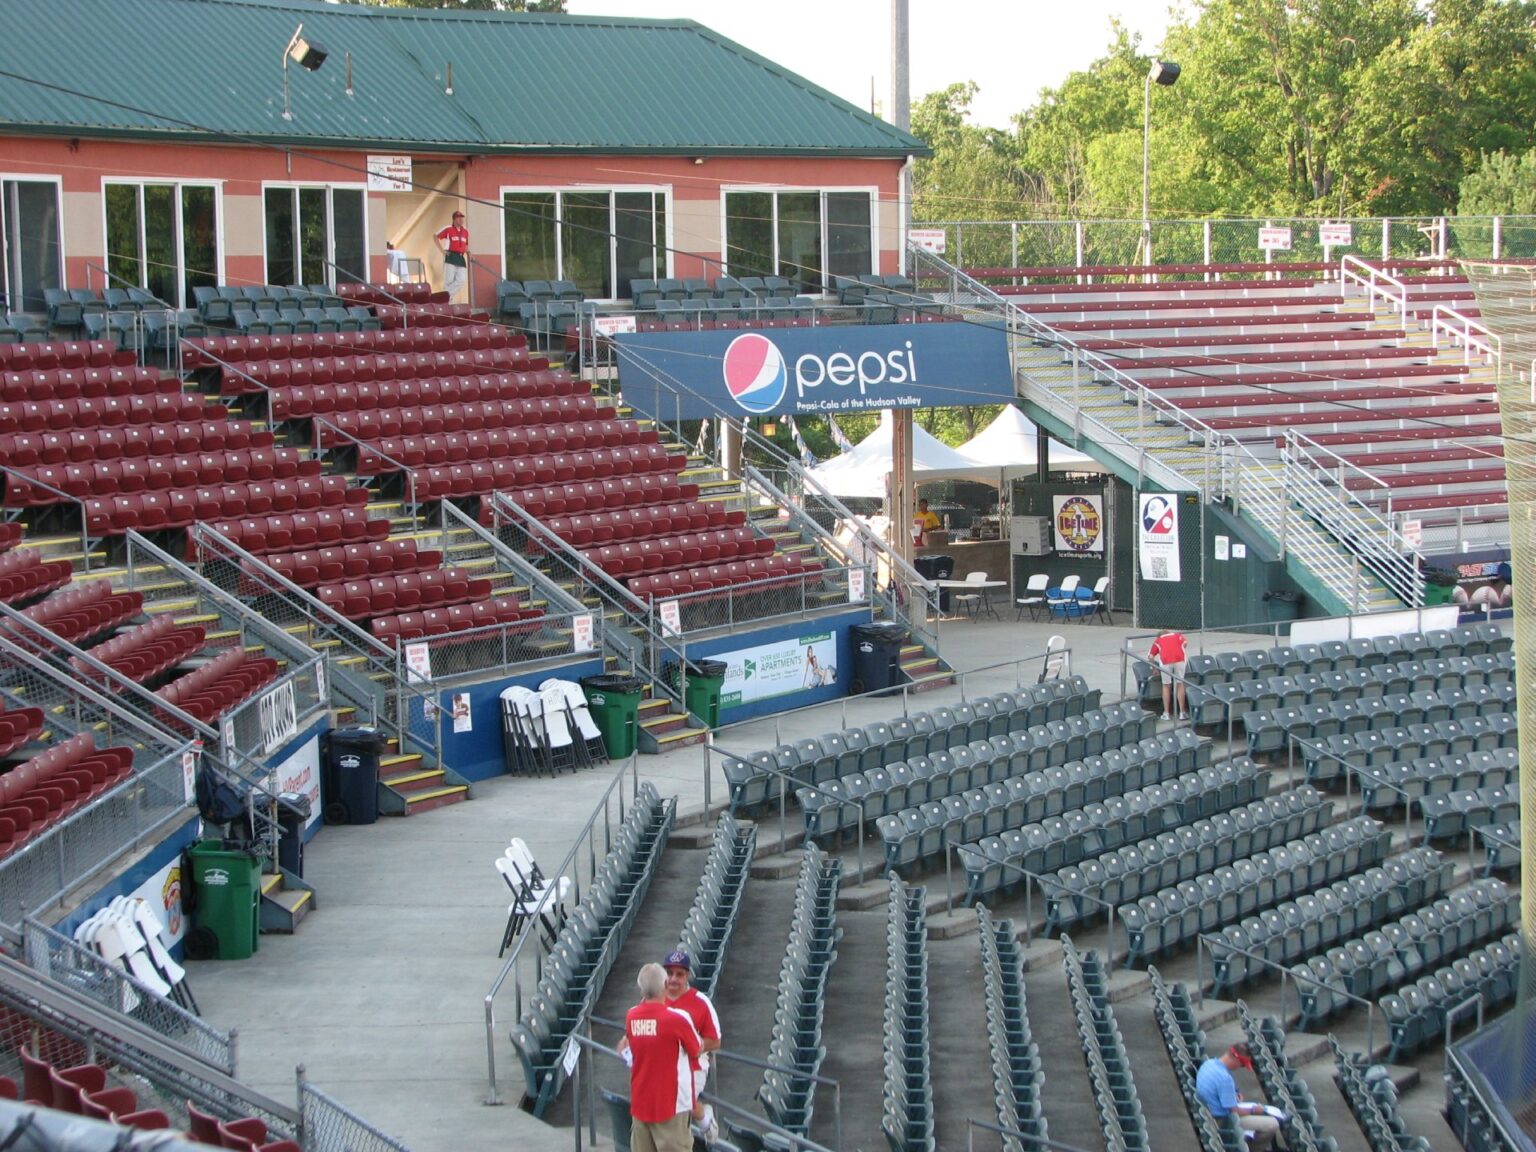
[1138,493,1182,582]
[1051,494,1105,554]
[719,631,838,708]
[614,324,1013,421]
[268,734,322,832]
[128,856,188,946]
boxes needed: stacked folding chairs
[881,878,933,1152]
[675,813,755,999]
[1329,1038,1432,1152]
[1236,1002,1338,1152]
[1148,967,1246,1152]
[976,907,1047,1152]
[495,837,573,956]
[500,680,607,775]
[759,844,840,1136]
[73,897,195,1013]
[508,783,673,1117]
[1061,936,1149,1151]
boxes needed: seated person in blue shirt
[1195,1043,1284,1150]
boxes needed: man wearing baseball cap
[1195,1043,1284,1149]
[663,949,721,1145]
[434,210,469,301]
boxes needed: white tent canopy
[806,407,1102,497]
[807,411,981,498]
[955,404,1099,472]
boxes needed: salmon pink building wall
[0,135,909,305]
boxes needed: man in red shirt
[1148,630,1190,722]
[625,962,701,1152]
[663,949,721,1143]
[434,210,469,301]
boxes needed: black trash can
[850,622,909,695]
[324,727,387,825]
[275,791,310,877]
[915,555,955,612]
[1263,589,1302,623]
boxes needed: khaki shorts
[631,1112,692,1152]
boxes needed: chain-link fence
[0,632,197,927]
[929,215,1536,270]
[21,918,232,1072]
[299,1079,413,1152]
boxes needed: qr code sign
[1149,557,1170,579]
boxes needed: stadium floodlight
[281,22,329,121]
[1142,59,1182,238]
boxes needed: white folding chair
[1082,576,1112,624]
[952,571,990,618]
[1016,573,1049,620]
[1040,634,1071,682]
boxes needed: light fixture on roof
[281,22,329,121]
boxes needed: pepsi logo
[722,333,787,414]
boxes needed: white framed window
[262,184,367,289]
[501,187,669,300]
[0,175,64,313]
[104,180,222,309]
[722,187,876,293]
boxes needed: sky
[565,0,1179,130]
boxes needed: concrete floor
[185,612,1476,1152]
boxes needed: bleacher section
[984,256,1508,570]
[976,906,1048,1150]
[1236,1004,1340,1152]
[673,813,754,999]
[1331,1037,1432,1152]
[1062,936,1151,1150]
[1149,968,1246,1152]
[882,878,934,1152]
[509,782,672,1117]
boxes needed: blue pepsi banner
[613,324,1014,419]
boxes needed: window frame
[498,184,672,301]
[720,185,879,291]
[259,181,369,290]
[1,174,66,314]
[100,177,224,310]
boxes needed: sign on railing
[258,681,298,756]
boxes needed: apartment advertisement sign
[719,632,837,707]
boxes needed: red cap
[1228,1043,1254,1071]
[452,211,465,219]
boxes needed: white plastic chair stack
[494,840,572,955]
[75,897,194,1013]
[499,685,546,776]
[539,678,606,767]
[122,897,197,1013]
[537,687,581,773]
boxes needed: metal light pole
[1142,60,1181,263]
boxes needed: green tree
[1458,150,1536,215]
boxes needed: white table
[928,579,1007,620]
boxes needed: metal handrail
[1432,305,1502,369]
[322,256,410,329]
[310,415,420,526]
[0,464,92,567]
[1194,931,1377,1056]
[437,500,590,617]
[966,1115,1098,1152]
[483,752,641,1105]
[1340,254,1409,324]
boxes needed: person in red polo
[663,949,721,1143]
[625,962,701,1152]
[1148,629,1189,722]
[435,210,469,301]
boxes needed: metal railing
[0,463,92,568]
[1432,305,1503,372]
[190,522,445,773]
[966,1115,1098,1152]
[299,1074,413,1152]
[311,416,423,527]
[1339,255,1410,324]
[22,917,233,1072]
[1194,932,1378,1056]
[911,242,1430,612]
[483,751,641,1105]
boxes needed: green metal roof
[0,0,926,156]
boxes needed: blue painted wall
[686,609,871,725]
[414,657,608,782]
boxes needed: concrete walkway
[185,615,1247,1152]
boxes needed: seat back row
[355,420,653,475]
[0,421,271,467]
[85,477,369,536]
[226,346,547,393]
[326,393,597,438]
[184,321,524,368]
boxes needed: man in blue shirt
[1195,1043,1282,1149]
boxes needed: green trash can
[580,674,645,759]
[186,839,261,960]
[668,659,728,729]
